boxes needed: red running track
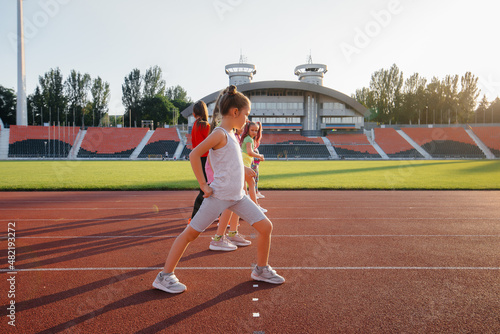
[1,190,499,333]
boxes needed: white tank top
[208,127,245,201]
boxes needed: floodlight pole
[17,0,28,125]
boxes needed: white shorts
[189,195,267,233]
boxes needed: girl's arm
[246,142,264,160]
[189,130,225,197]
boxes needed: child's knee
[254,218,273,235]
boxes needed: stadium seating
[374,128,423,158]
[259,133,330,159]
[327,133,381,159]
[8,125,79,158]
[402,127,485,158]
[77,127,148,158]
[138,128,180,159]
[471,126,500,158]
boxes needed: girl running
[241,121,266,211]
[252,121,265,199]
[153,85,284,293]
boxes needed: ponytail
[193,100,209,130]
[210,85,250,134]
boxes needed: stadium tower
[294,54,328,86]
[294,54,328,135]
[224,53,256,86]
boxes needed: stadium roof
[180,80,369,118]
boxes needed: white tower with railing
[294,54,328,86]
[225,54,256,86]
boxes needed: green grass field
[1,160,499,190]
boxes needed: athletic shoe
[251,265,285,284]
[227,233,252,247]
[209,236,237,251]
[258,206,268,213]
[257,193,265,199]
[152,271,186,293]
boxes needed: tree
[368,64,404,123]
[141,95,177,127]
[399,73,427,124]
[475,95,489,123]
[27,86,44,125]
[89,77,110,126]
[122,69,142,127]
[0,85,16,126]
[486,97,500,123]
[39,68,67,125]
[65,70,91,126]
[143,66,166,99]
[458,72,480,123]
[166,85,191,124]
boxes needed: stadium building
[1,58,498,161]
[181,58,369,136]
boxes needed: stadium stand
[258,133,331,159]
[8,125,79,158]
[327,133,381,159]
[77,127,148,158]
[138,128,180,159]
[374,128,423,158]
[471,126,500,158]
[402,127,485,158]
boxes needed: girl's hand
[244,167,256,179]
[201,184,213,198]
[259,154,265,161]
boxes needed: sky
[1,0,499,116]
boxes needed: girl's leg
[215,209,232,236]
[163,225,201,273]
[227,212,251,247]
[210,209,237,251]
[253,165,259,194]
[247,176,257,204]
[190,156,208,219]
[251,218,273,267]
[229,212,240,231]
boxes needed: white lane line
[0,208,190,210]
[2,206,492,210]
[2,234,498,240]
[2,217,499,222]
[1,267,499,272]
[253,313,260,318]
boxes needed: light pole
[17,0,28,125]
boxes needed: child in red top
[190,101,210,219]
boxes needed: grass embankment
[0,160,499,191]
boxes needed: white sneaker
[251,265,285,284]
[227,233,251,247]
[209,235,237,251]
[152,272,187,293]
[259,206,268,213]
[257,193,265,199]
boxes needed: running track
[1,190,499,333]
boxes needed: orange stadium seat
[402,127,485,158]
[471,126,500,157]
[8,125,79,158]
[374,128,423,158]
[138,128,180,159]
[327,133,380,159]
[78,127,148,158]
